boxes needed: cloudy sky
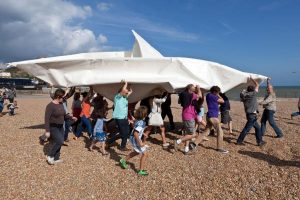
[0,0,299,85]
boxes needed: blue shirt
[112,93,128,119]
[206,93,219,118]
[130,120,146,149]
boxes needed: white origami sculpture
[9,30,267,102]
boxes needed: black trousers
[107,119,129,149]
[161,107,175,128]
[49,126,64,160]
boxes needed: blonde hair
[134,106,148,120]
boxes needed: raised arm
[154,95,167,103]
[64,87,76,99]
[126,87,133,98]
[217,94,224,104]
[195,85,202,99]
[87,86,94,101]
[250,76,259,92]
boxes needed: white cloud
[97,2,113,11]
[98,34,108,44]
[0,0,107,62]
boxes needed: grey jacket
[260,93,276,111]
[240,90,258,114]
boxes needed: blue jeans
[291,107,300,117]
[107,119,129,149]
[64,119,73,141]
[0,102,3,113]
[261,109,283,137]
[75,116,92,138]
[237,113,263,144]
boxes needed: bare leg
[228,121,233,134]
[101,142,108,155]
[89,140,97,151]
[140,152,147,170]
[126,151,139,161]
[179,134,197,143]
[143,126,152,142]
[160,126,167,144]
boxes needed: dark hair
[247,85,255,92]
[219,92,226,99]
[81,92,88,98]
[185,84,194,92]
[54,88,65,99]
[210,86,221,94]
[95,108,107,119]
[74,92,80,101]
[134,106,148,120]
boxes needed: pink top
[182,93,197,121]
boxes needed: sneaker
[162,143,170,148]
[137,170,149,176]
[174,140,179,151]
[119,147,131,152]
[236,142,245,146]
[120,158,128,169]
[54,159,63,164]
[257,141,266,147]
[189,142,197,150]
[184,150,196,155]
[47,156,55,165]
[217,149,229,154]
[275,135,283,138]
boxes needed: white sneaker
[162,143,170,148]
[54,159,63,164]
[217,149,229,154]
[47,156,55,165]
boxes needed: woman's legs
[49,127,64,162]
[160,126,168,144]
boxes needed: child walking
[120,106,149,176]
[89,108,109,155]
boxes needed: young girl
[144,91,170,148]
[74,86,94,140]
[195,95,206,133]
[89,108,109,155]
[119,106,149,176]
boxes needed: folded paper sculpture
[9,30,267,102]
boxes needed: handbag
[148,100,164,126]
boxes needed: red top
[80,101,91,118]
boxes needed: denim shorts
[94,132,107,142]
